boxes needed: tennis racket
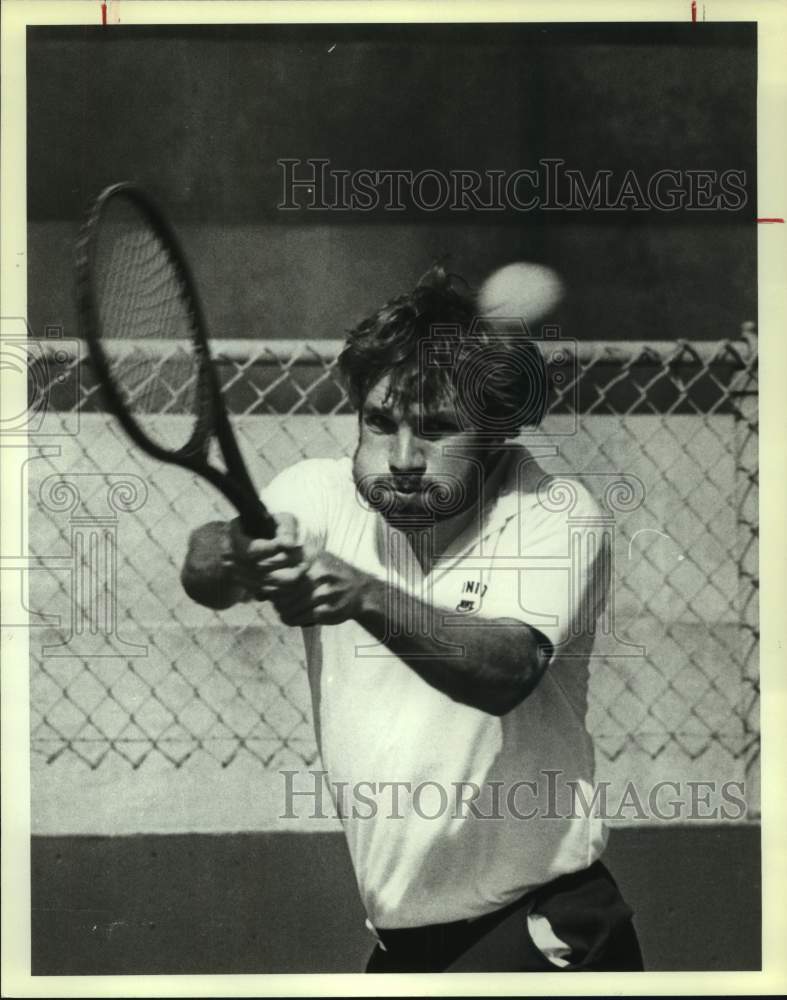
[75,181,277,539]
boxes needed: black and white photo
[2,0,785,993]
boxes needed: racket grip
[240,504,278,540]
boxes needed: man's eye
[365,412,396,433]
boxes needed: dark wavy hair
[338,264,548,437]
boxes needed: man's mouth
[390,478,425,496]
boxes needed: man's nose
[389,427,426,474]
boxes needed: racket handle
[240,503,278,540]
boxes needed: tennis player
[181,266,645,972]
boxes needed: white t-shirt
[262,448,609,929]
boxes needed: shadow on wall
[32,824,760,974]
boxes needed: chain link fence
[24,329,759,814]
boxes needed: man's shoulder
[502,448,602,521]
[489,458,603,561]
[261,457,357,544]
[261,456,354,513]
[532,473,603,520]
[268,456,353,490]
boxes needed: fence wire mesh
[24,330,759,812]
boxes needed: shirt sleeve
[259,458,342,556]
[477,486,610,662]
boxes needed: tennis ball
[477,262,565,326]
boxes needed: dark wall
[27,24,756,342]
[31,826,761,974]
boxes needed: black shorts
[365,859,645,973]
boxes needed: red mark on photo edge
[691,0,697,23]
[756,218,785,224]
[101,2,107,25]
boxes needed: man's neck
[438,448,512,549]
[391,448,513,574]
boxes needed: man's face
[352,373,499,522]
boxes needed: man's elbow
[481,646,548,717]
[467,673,530,717]
[480,679,533,717]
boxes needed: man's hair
[338,264,548,436]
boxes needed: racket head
[76,182,278,540]
[75,181,219,463]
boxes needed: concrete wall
[27,23,756,345]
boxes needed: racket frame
[76,181,277,538]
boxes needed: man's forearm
[355,577,550,716]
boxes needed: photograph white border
[2,1,785,995]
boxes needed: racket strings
[106,237,192,412]
[94,202,204,450]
